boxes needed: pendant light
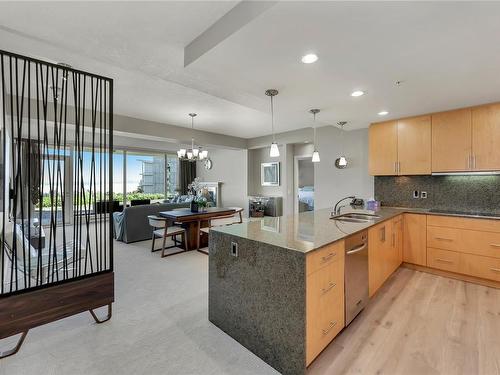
[309,109,320,163]
[265,89,280,158]
[335,121,348,169]
[177,113,208,161]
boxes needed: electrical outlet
[420,191,427,199]
[231,241,239,257]
[413,190,420,199]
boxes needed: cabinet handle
[436,258,453,264]
[321,282,337,294]
[490,244,500,248]
[472,155,476,169]
[394,161,398,174]
[380,226,386,242]
[435,237,453,241]
[321,252,337,263]
[490,268,500,273]
[322,321,338,336]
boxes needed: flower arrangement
[188,178,209,212]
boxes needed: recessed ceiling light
[301,54,318,64]
[378,111,389,116]
[351,90,364,97]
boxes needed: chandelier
[177,113,208,161]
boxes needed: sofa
[113,202,190,243]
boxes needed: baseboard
[402,263,500,289]
[0,272,114,339]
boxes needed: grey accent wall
[375,175,500,214]
[196,148,248,212]
[246,127,375,214]
[314,127,374,210]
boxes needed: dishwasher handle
[346,243,367,255]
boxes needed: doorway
[294,156,315,214]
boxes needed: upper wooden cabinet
[397,116,431,175]
[369,116,431,176]
[369,121,398,175]
[370,101,500,175]
[432,109,472,172]
[472,103,500,171]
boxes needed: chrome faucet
[333,196,356,216]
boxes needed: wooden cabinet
[403,213,427,266]
[368,216,403,297]
[397,116,432,175]
[426,215,500,283]
[472,103,500,171]
[368,221,390,297]
[432,109,472,172]
[427,247,460,273]
[369,121,398,175]
[369,116,431,176]
[306,241,345,366]
[369,101,500,175]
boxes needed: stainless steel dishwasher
[344,230,369,326]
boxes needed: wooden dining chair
[148,215,188,257]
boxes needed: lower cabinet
[368,216,403,298]
[426,215,500,283]
[403,213,427,266]
[306,241,345,366]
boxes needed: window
[125,151,166,204]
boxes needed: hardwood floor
[308,267,500,375]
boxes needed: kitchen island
[208,207,406,374]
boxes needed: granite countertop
[212,206,500,253]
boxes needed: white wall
[196,148,248,212]
[314,127,374,210]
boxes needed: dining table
[159,207,236,253]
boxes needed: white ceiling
[1,1,500,139]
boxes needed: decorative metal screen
[0,50,113,296]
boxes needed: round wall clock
[204,158,213,170]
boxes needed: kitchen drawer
[306,240,344,276]
[306,290,344,366]
[306,252,345,365]
[427,226,459,251]
[427,215,500,233]
[427,247,460,273]
[459,253,500,282]
[460,230,500,259]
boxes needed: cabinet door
[472,103,500,171]
[403,214,427,266]
[369,121,398,175]
[368,222,390,297]
[397,116,431,175]
[432,109,472,172]
[392,216,403,270]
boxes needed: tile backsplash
[374,175,500,214]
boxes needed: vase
[190,201,199,213]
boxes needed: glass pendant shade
[201,150,208,159]
[270,142,280,157]
[192,148,199,157]
[187,151,193,160]
[312,150,320,163]
[178,149,186,158]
